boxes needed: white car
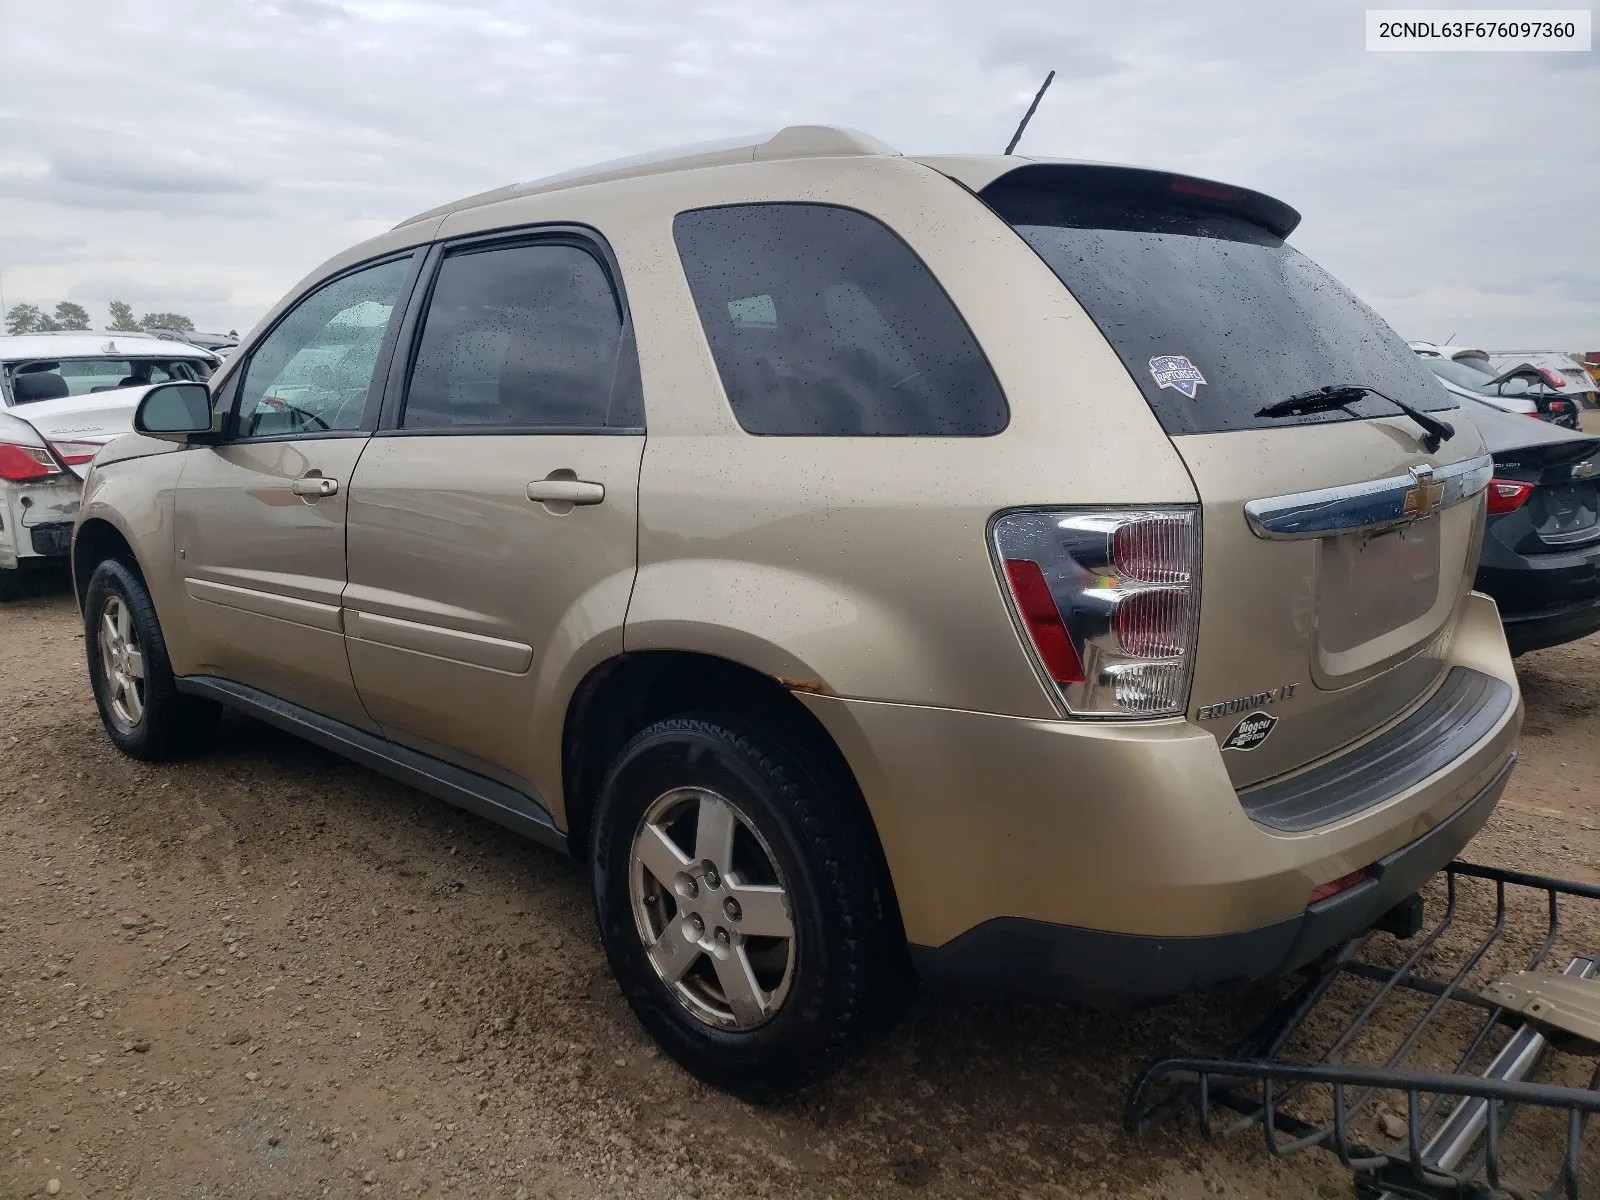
[1488,351,1598,409]
[1408,340,1500,372]
[1412,342,1579,427]
[0,331,217,599]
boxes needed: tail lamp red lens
[1113,587,1192,658]
[1002,559,1086,684]
[0,442,62,482]
[1112,516,1192,583]
[1486,479,1533,515]
[49,440,102,467]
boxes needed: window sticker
[1149,354,1207,399]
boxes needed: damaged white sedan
[1,331,217,599]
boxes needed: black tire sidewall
[592,717,862,1098]
[83,558,194,760]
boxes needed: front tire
[84,558,218,761]
[592,713,908,1101]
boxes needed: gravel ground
[2,575,1598,1199]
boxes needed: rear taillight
[49,440,103,467]
[1486,479,1534,515]
[0,442,62,482]
[993,508,1200,717]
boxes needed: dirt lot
[3,577,1598,1199]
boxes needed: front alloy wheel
[630,786,796,1029]
[83,557,219,762]
[97,594,147,729]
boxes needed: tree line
[4,300,196,337]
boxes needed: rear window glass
[983,175,1454,436]
[1426,358,1498,391]
[673,203,1008,436]
[4,357,211,404]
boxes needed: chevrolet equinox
[73,126,1522,1099]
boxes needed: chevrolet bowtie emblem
[1402,465,1445,520]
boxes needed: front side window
[236,255,412,438]
[673,204,1008,436]
[400,242,631,431]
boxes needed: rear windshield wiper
[1256,385,1456,453]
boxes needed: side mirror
[134,382,215,443]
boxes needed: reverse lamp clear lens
[992,508,1200,717]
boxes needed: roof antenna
[1004,70,1055,155]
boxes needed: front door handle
[526,479,605,505]
[291,476,339,498]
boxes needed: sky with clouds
[1,0,1595,349]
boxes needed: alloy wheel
[99,595,146,728]
[629,786,796,1030]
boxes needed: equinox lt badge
[1221,712,1278,751]
[1196,681,1299,722]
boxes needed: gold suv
[74,126,1521,1099]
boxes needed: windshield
[982,177,1455,436]
[3,357,213,405]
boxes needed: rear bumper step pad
[1239,666,1514,833]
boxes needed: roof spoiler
[978,161,1302,239]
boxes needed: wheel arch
[72,516,144,609]
[561,651,902,931]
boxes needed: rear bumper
[1501,596,1600,655]
[2,479,82,568]
[800,591,1521,1002]
[907,752,1512,1002]
[1477,537,1600,654]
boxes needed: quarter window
[672,203,1008,436]
[236,255,413,438]
[400,242,632,431]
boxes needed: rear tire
[0,565,22,602]
[84,558,219,761]
[592,712,909,1101]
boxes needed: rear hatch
[979,163,1492,789]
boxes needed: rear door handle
[291,476,339,498]
[526,479,605,505]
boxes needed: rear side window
[673,203,1007,436]
[401,241,635,431]
[983,170,1453,436]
